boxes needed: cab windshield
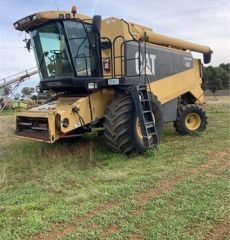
[30,20,99,80]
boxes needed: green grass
[0,109,15,116]
[0,96,229,240]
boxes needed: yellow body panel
[16,90,114,142]
[150,59,206,104]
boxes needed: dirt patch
[191,150,230,175]
[100,225,120,238]
[84,222,100,232]
[33,224,75,240]
[205,173,216,178]
[135,177,181,205]
[215,161,230,174]
[191,159,215,175]
[32,202,115,240]
[205,221,230,240]
[129,233,143,240]
[132,208,145,216]
[213,151,229,159]
[201,150,230,175]
[78,202,115,222]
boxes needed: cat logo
[135,52,156,75]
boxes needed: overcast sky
[0,0,229,91]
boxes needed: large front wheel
[103,94,164,154]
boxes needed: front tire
[174,105,207,135]
[103,93,164,154]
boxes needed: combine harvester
[13,6,212,153]
[0,68,38,112]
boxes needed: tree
[219,63,230,73]
[21,87,35,98]
[219,63,230,89]
[203,63,230,90]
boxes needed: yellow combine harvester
[14,6,212,153]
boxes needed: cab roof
[14,11,91,31]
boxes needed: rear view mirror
[93,15,102,33]
[26,39,31,52]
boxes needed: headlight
[14,23,19,28]
[32,15,37,20]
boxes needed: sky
[0,0,229,94]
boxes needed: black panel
[40,76,106,95]
[163,98,178,123]
[125,41,193,82]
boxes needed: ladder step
[143,134,157,140]
[31,127,48,131]
[143,133,157,139]
[145,128,157,134]
[146,126,155,130]
[138,86,147,90]
[145,121,154,125]
[146,125,155,130]
[19,122,32,126]
[148,132,158,136]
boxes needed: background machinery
[0,68,38,112]
[13,7,212,153]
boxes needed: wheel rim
[136,119,143,140]
[185,113,201,130]
[135,118,152,140]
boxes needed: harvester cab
[15,9,103,94]
[13,6,212,153]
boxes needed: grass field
[0,96,229,240]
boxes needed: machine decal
[108,78,120,85]
[135,52,156,75]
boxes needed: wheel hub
[185,113,201,130]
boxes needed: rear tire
[103,93,164,154]
[174,104,207,135]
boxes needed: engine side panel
[125,41,193,80]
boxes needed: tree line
[203,63,229,90]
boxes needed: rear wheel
[103,93,164,154]
[174,105,207,135]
